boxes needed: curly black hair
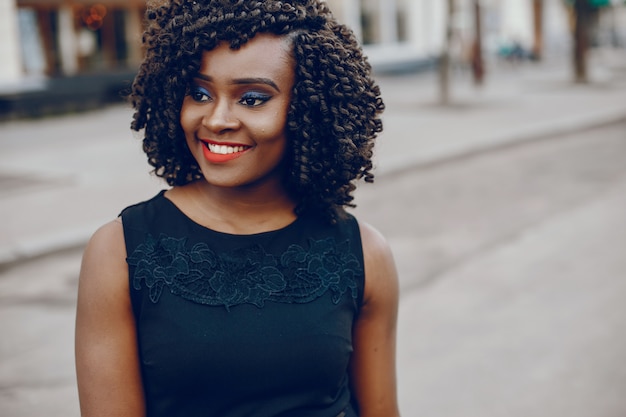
[130,0,384,223]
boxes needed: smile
[201,140,251,163]
[206,143,248,154]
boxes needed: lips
[200,139,251,163]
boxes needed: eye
[239,92,271,107]
[189,85,211,103]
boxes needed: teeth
[207,143,246,154]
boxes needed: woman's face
[180,33,295,190]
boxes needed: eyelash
[239,92,271,107]
[188,86,271,107]
[190,86,210,103]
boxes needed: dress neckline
[158,190,302,238]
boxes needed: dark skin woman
[75,1,399,416]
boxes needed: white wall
[58,5,79,76]
[499,0,534,48]
[0,0,23,86]
[320,0,449,67]
[410,0,447,57]
[543,0,572,56]
[364,0,447,68]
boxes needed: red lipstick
[201,140,250,163]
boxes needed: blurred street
[1,57,626,416]
[356,119,626,416]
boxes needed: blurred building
[326,0,446,71]
[0,0,144,116]
[3,0,143,80]
[1,0,624,117]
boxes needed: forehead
[198,34,294,80]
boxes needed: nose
[202,99,240,133]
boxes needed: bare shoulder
[76,218,145,416]
[86,217,124,254]
[357,220,393,260]
[356,219,398,306]
[351,219,401,416]
[79,218,128,295]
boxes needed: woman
[75,1,399,416]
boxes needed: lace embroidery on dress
[127,234,361,308]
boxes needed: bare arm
[350,221,401,417]
[75,219,145,417]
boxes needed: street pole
[471,0,484,86]
[532,0,544,60]
[439,0,455,105]
[573,0,591,83]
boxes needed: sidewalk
[1,57,625,266]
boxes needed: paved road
[355,120,626,417]
[1,120,625,417]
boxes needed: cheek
[256,109,289,139]
[179,101,199,135]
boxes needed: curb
[2,109,625,269]
[0,226,93,269]
[377,107,626,177]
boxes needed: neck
[169,180,298,235]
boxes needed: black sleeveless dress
[121,191,364,417]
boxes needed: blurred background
[1,0,625,416]
[1,0,626,116]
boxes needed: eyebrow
[193,74,280,92]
